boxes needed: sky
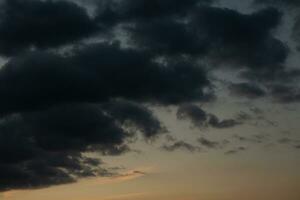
[0,0,300,200]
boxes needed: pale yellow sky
[1,136,300,200]
[1,102,300,200]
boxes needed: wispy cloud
[87,166,156,186]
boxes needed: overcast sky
[0,0,299,200]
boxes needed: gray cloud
[270,84,300,103]
[225,147,247,155]
[177,104,241,129]
[162,141,201,153]
[198,137,221,149]
[229,82,266,99]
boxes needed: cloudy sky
[0,0,299,200]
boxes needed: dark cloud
[255,0,300,50]
[96,1,287,71]
[0,147,109,191]
[0,152,110,192]
[208,114,241,129]
[177,104,241,129]
[292,15,300,50]
[229,82,266,99]
[240,68,300,86]
[124,5,295,98]
[190,7,286,68]
[0,0,99,56]
[0,13,214,190]
[0,103,130,158]
[0,42,213,115]
[177,104,208,128]
[0,101,167,191]
[254,0,300,7]
[95,0,213,26]
[127,18,207,56]
[162,141,201,153]
[24,104,129,152]
[102,100,166,138]
[127,6,287,70]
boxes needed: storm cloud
[95,0,213,25]
[0,0,99,56]
[127,6,287,68]
[0,42,212,115]
[0,101,166,191]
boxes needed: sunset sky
[0,0,300,200]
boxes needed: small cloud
[161,141,201,153]
[198,137,221,149]
[225,147,247,155]
[177,104,241,129]
[233,134,266,144]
